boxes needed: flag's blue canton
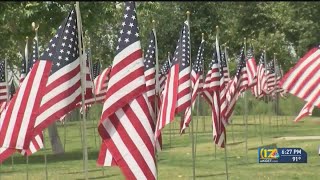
[92,62,101,79]
[172,21,190,71]
[235,47,245,78]
[160,55,171,75]
[144,31,156,71]
[28,36,39,73]
[9,81,15,99]
[0,60,5,83]
[258,52,264,65]
[40,9,79,74]
[116,1,139,54]
[246,47,254,60]
[20,55,26,75]
[192,40,204,74]
[221,48,228,68]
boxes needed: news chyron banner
[258,148,307,163]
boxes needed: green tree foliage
[1,2,320,73]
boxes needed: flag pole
[194,33,204,159]
[75,3,89,179]
[273,53,279,134]
[32,21,49,180]
[87,39,98,149]
[244,37,249,164]
[152,19,159,179]
[186,10,196,180]
[226,45,235,143]
[251,39,257,136]
[24,36,30,180]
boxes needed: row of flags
[0,1,318,179]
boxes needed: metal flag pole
[32,21,49,180]
[5,50,12,171]
[152,19,159,180]
[225,45,235,143]
[273,53,279,134]
[250,39,258,136]
[244,37,249,164]
[75,2,89,179]
[186,11,196,180]
[87,41,98,149]
[24,36,30,180]
[194,33,205,159]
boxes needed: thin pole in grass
[32,22,49,180]
[185,10,196,180]
[24,36,30,180]
[273,53,279,135]
[194,33,205,159]
[75,2,89,179]
[152,19,160,180]
[244,37,249,164]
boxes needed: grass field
[1,112,320,180]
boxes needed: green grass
[1,113,320,180]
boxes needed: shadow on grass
[2,150,100,165]
[196,172,227,178]
[227,141,245,146]
[76,174,117,180]
[248,143,277,150]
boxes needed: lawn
[1,112,320,180]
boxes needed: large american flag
[97,2,156,179]
[253,52,267,98]
[246,46,257,88]
[155,20,191,138]
[181,38,204,133]
[0,60,7,103]
[32,9,89,136]
[280,45,320,119]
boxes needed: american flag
[246,46,257,88]
[181,38,204,133]
[294,101,315,122]
[253,52,267,98]
[159,54,171,96]
[20,40,28,84]
[0,45,51,150]
[155,20,191,138]
[266,60,276,95]
[201,49,220,106]
[280,45,320,110]
[28,36,39,73]
[221,48,230,83]
[212,36,227,148]
[0,60,7,103]
[31,9,89,136]
[97,2,156,179]
[93,65,111,103]
[144,30,156,108]
[225,47,247,123]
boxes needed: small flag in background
[0,60,8,104]
[156,20,191,139]
[253,52,267,98]
[93,65,111,103]
[246,45,257,88]
[181,38,204,133]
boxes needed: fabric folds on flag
[155,20,191,139]
[97,2,156,179]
